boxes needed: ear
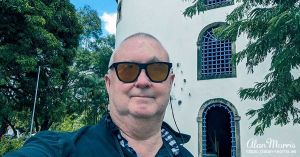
[169,73,175,86]
[104,74,111,93]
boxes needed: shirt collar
[105,114,181,156]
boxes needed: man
[5,33,193,157]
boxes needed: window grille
[204,0,234,10]
[198,27,235,80]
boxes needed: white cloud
[101,12,117,35]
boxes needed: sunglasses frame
[109,62,173,83]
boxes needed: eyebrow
[148,57,161,62]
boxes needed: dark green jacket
[5,116,193,157]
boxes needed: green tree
[67,48,110,126]
[50,6,113,131]
[68,6,113,126]
[184,0,300,135]
[0,0,82,136]
[0,1,113,137]
[77,5,102,50]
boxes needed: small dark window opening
[206,106,232,156]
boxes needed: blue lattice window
[204,0,234,10]
[197,26,236,80]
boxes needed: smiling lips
[131,95,155,99]
[130,94,156,103]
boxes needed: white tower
[115,0,300,157]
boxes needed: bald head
[108,33,169,67]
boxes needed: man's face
[105,37,174,119]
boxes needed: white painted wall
[116,0,300,156]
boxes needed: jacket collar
[161,121,191,145]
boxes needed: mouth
[130,95,155,99]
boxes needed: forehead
[113,37,169,63]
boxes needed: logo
[246,138,296,154]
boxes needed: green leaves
[16,55,37,72]
[25,15,46,26]
[77,5,102,50]
[0,137,25,155]
[0,0,82,135]
[183,0,206,18]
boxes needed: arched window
[204,0,234,10]
[197,23,236,80]
[197,98,241,157]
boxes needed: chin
[131,111,155,118]
[132,114,154,119]
[131,109,165,119]
[129,107,155,116]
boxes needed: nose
[134,69,151,88]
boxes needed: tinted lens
[116,63,140,82]
[147,63,170,82]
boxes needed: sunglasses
[109,62,172,83]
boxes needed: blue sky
[70,0,117,35]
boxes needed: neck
[110,111,163,140]
[110,111,164,156]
